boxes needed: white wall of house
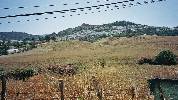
[7,49,19,54]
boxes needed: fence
[1,77,141,100]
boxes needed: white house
[7,49,19,54]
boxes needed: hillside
[0,32,39,41]
[56,21,178,42]
[0,36,178,99]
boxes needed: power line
[1,0,107,10]
[0,0,139,19]
[0,0,166,24]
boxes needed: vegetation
[138,57,153,65]
[149,79,178,100]
[79,34,108,42]
[0,68,5,77]
[47,64,77,76]
[0,42,9,55]
[0,36,178,99]
[0,67,37,81]
[56,21,178,42]
[138,50,177,65]
[154,50,177,65]
[0,32,39,41]
[0,40,37,56]
[9,68,37,81]
[45,33,57,42]
[110,21,136,26]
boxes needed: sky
[0,0,178,35]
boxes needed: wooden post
[1,75,6,100]
[59,80,64,100]
[96,88,102,100]
[131,86,135,100]
[91,76,102,100]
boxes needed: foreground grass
[0,36,178,99]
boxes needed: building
[7,49,19,54]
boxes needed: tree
[45,35,51,42]
[51,36,57,42]
[38,36,45,42]
[13,42,21,48]
[10,68,37,81]
[154,50,177,65]
[0,43,9,55]
[51,32,57,42]
[174,26,178,30]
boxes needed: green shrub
[0,68,5,78]
[10,68,37,81]
[97,58,106,68]
[154,50,177,65]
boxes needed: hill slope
[56,21,178,42]
[0,36,178,99]
[0,32,38,41]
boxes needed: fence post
[91,76,102,100]
[59,80,64,100]
[131,86,135,100]
[96,88,102,100]
[1,75,7,100]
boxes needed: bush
[97,58,106,68]
[48,64,77,76]
[0,68,5,78]
[154,50,177,65]
[10,68,37,81]
[138,57,153,65]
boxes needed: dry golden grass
[0,36,178,100]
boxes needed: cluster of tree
[174,26,178,30]
[0,31,59,56]
[0,32,58,56]
[39,32,57,42]
[0,40,37,56]
[93,25,178,41]
[0,32,38,41]
[138,50,177,65]
[9,68,37,81]
[0,41,9,55]
[110,21,137,26]
[0,67,37,81]
[79,34,108,42]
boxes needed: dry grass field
[0,36,178,100]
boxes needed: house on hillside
[7,48,20,54]
[10,40,18,43]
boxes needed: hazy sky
[0,0,178,35]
